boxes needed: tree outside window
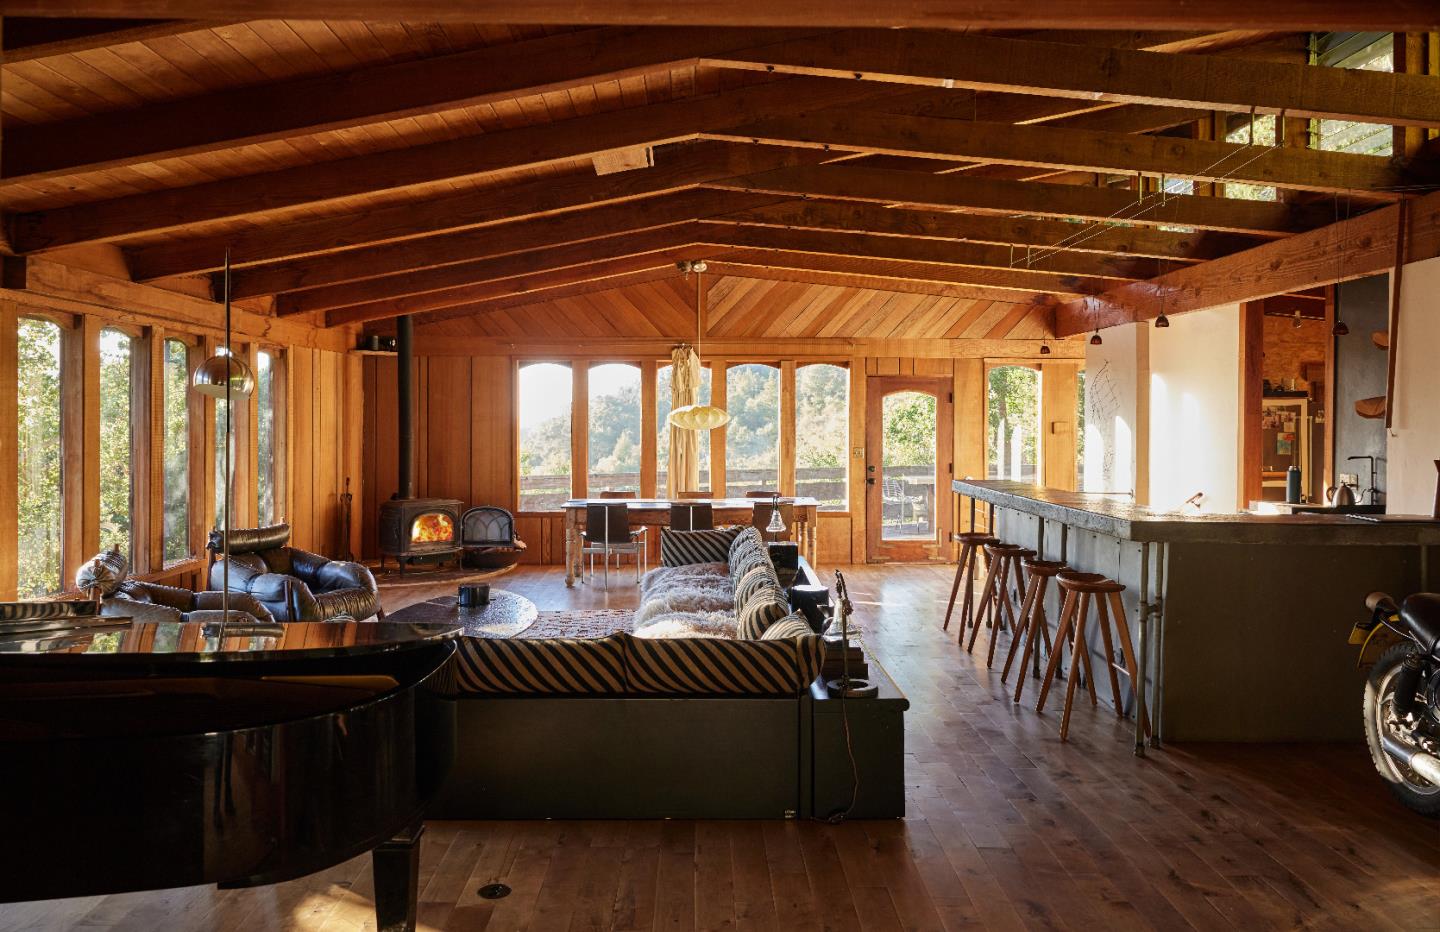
[98,328,134,562]
[17,317,63,596]
[725,364,780,497]
[987,366,1041,482]
[587,363,641,495]
[796,364,848,510]
[162,339,190,562]
[517,362,573,511]
[256,350,279,525]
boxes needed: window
[987,366,1041,482]
[256,350,279,525]
[796,364,849,510]
[881,391,937,539]
[98,328,134,562]
[1075,368,1087,482]
[1223,114,1277,201]
[725,364,780,497]
[16,317,63,597]
[162,339,190,562]
[214,380,232,530]
[587,363,641,495]
[517,362,572,511]
[1312,33,1393,156]
[656,363,711,494]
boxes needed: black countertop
[954,480,1440,546]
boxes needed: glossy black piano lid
[0,623,459,906]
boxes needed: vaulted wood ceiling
[1,10,1436,339]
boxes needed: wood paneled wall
[360,275,1082,568]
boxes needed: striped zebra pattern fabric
[729,541,773,587]
[760,614,815,641]
[734,563,779,606]
[728,526,763,564]
[452,634,627,694]
[620,631,821,695]
[737,587,790,640]
[661,527,743,567]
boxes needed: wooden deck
[3,563,1437,931]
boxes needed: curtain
[666,345,700,498]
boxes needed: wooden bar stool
[1002,558,1065,702]
[1035,572,1151,742]
[942,532,997,636]
[968,543,1033,667]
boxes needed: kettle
[1326,484,1357,507]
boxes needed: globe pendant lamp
[668,260,729,431]
[191,250,253,629]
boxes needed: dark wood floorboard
[4,563,1437,931]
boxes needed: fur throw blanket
[632,610,738,639]
[635,563,735,624]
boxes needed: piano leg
[373,819,424,932]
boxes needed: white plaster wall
[1147,304,1240,513]
[1386,254,1440,515]
[1083,322,1143,495]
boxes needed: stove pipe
[397,314,414,499]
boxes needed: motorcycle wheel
[1364,642,1440,817]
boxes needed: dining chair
[580,502,646,588]
[752,501,795,542]
[598,490,637,499]
[678,491,710,500]
[669,502,714,531]
[745,490,779,499]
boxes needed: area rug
[367,563,513,588]
[508,610,636,639]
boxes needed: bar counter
[954,480,1439,743]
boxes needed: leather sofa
[207,524,382,622]
[76,548,274,625]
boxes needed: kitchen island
[955,480,1440,743]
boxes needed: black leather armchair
[207,524,382,622]
[76,548,274,625]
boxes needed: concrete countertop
[953,480,1440,546]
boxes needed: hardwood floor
[4,563,1438,931]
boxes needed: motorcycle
[1351,591,1440,817]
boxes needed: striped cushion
[728,526,763,564]
[737,587,790,640]
[729,543,773,588]
[452,634,626,695]
[661,527,742,567]
[760,614,814,641]
[620,631,819,695]
[734,563,779,606]
[75,548,129,596]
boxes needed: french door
[864,377,953,562]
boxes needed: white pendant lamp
[667,259,729,431]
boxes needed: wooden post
[571,362,587,499]
[710,362,727,496]
[640,358,657,498]
[344,351,364,559]
[1040,362,1079,491]
[848,355,866,562]
[61,315,102,585]
[131,327,157,574]
[779,360,796,496]
[0,300,17,600]
[1395,33,1428,159]
[953,358,986,534]
[1237,301,1265,509]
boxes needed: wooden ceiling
[0,10,1437,340]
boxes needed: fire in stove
[411,512,455,543]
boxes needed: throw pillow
[729,541,773,586]
[661,526,743,566]
[737,587,790,640]
[734,563,778,605]
[728,525,763,564]
[760,614,814,641]
[74,547,129,597]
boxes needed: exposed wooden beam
[293,225,704,317]
[414,267,685,324]
[229,190,785,298]
[121,144,822,280]
[711,110,1418,195]
[702,260,1057,306]
[326,248,712,328]
[704,225,1140,288]
[0,16,219,61]
[1056,188,1440,335]
[7,75,882,252]
[3,2,1434,32]
[711,163,1332,235]
[707,29,1440,128]
[1,26,816,180]
[711,198,1258,261]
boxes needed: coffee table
[385,589,538,638]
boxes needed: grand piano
[0,617,460,931]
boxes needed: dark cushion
[452,634,627,695]
[209,523,291,555]
[660,527,742,566]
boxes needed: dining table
[561,497,820,586]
